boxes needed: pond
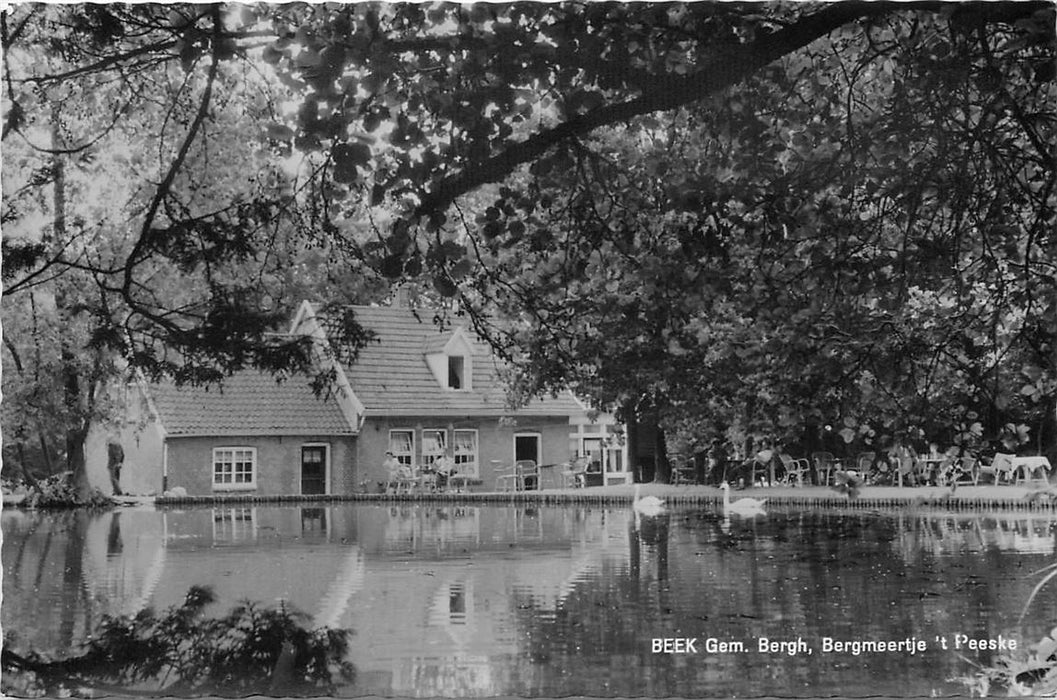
[3,502,1056,697]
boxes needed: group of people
[695,438,782,488]
[381,451,459,491]
[691,436,965,488]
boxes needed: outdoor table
[536,464,562,490]
[414,468,439,492]
[1010,456,1052,486]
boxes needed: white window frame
[389,430,415,468]
[300,442,331,496]
[212,447,257,491]
[422,428,448,467]
[453,429,479,478]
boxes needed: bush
[22,474,113,509]
[1,585,354,697]
[957,626,1057,696]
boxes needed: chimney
[392,286,411,307]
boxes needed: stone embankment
[142,484,1057,512]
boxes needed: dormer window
[425,327,473,391]
[448,356,465,389]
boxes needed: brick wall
[357,415,573,490]
[165,434,358,496]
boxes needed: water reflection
[4,503,1056,697]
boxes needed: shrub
[1,585,354,697]
[22,474,113,509]
[957,626,1057,696]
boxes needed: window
[213,447,257,490]
[422,429,447,466]
[212,506,258,541]
[448,355,465,389]
[582,437,604,472]
[453,429,478,477]
[389,430,415,468]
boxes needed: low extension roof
[148,370,356,437]
[331,304,583,418]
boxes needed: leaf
[262,44,284,65]
[331,143,371,183]
[265,123,294,141]
[433,274,457,297]
[380,253,405,279]
[449,258,474,280]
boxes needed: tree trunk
[57,511,87,649]
[67,423,91,497]
[36,422,55,475]
[623,401,641,483]
[52,103,92,499]
[652,422,671,484]
[18,443,40,490]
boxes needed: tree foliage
[3,3,1055,481]
[2,4,384,480]
[404,4,1052,472]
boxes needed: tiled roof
[149,370,355,436]
[332,304,583,417]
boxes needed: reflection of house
[88,297,630,496]
[150,506,366,625]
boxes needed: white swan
[633,484,666,517]
[720,481,767,516]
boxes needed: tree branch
[412,2,889,221]
[121,4,222,298]
[412,1,1050,223]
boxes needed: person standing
[107,442,124,496]
[706,438,729,485]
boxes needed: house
[87,298,630,497]
[291,299,631,492]
[85,369,359,497]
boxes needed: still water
[3,502,1056,697]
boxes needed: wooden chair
[560,458,589,488]
[384,466,416,494]
[856,452,876,482]
[747,450,776,486]
[413,468,438,493]
[516,460,540,491]
[779,454,810,486]
[671,464,697,485]
[494,461,520,492]
[811,452,836,486]
[947,455,978,486]
[894,447,919,487]
[976,453,1016,485]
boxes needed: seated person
[433,455,457,488]
[382,451,411,492]
[733,445,776,487]
[920,443,955,485]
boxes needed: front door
[514,433,541,464]
[301,445,327,495]
[514,433,541,490]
